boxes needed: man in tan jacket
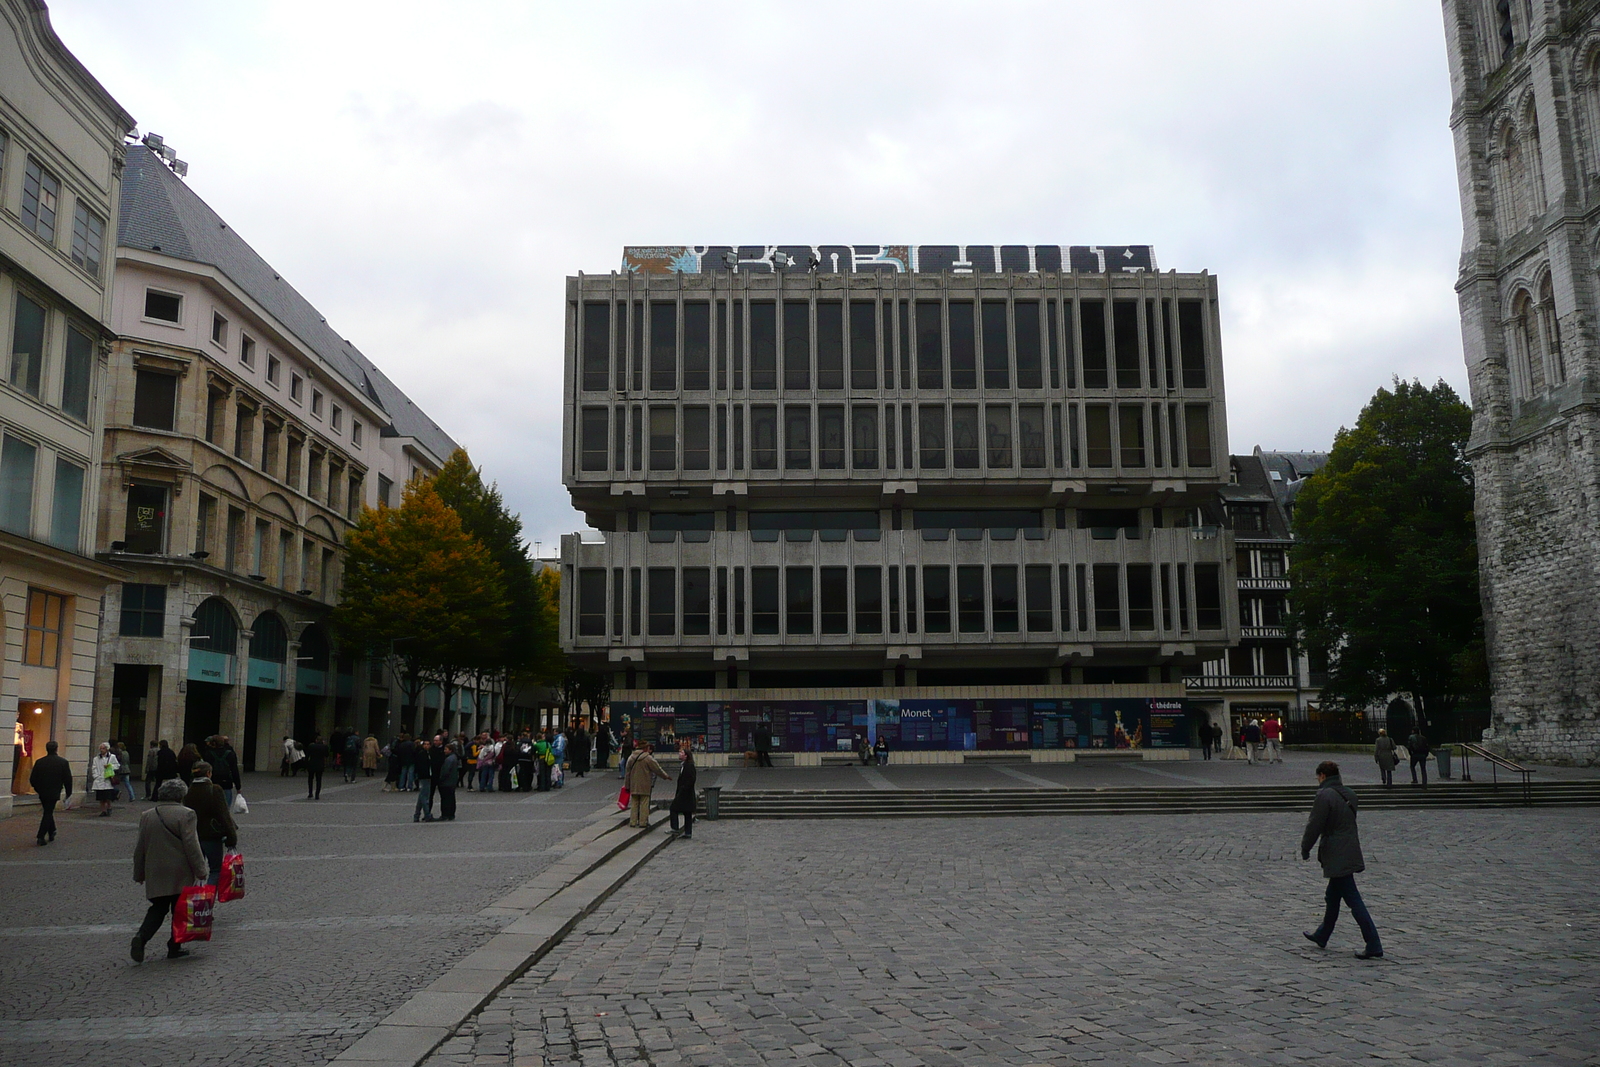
[624,742,670,828]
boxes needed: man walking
[1407,728,1431,787]
[413,738,436,822]
[624,742,670,828]
[754,724,773,768]
[28,741,73,845]
[343,732,362,783]
[437,743,459,821]
[304,734,329,799]
[1243,719,1263,765]
[594,719,613,771]
[143,740,161,799]
[1200,722,1214,761]
[1300,760,1383,959]
[1211,722,1223,758]
[1263,714,1284,764]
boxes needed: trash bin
[703,785,721,820]
[1435,747,1453,781]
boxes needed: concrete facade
[559,249,1240,752]
[0,0,134,815]
[1443,1,1600,763]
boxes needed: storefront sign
[187,650,234,685]
[297,667,327,696]
[247,658,283,690]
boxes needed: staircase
[708,780,1600,819]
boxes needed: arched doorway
[185,597,239,746]
[244,611,289,771]
[294,623,330,743]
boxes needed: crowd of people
[372,720,613,817]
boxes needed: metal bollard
[703,785,720,820]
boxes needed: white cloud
[47,0,1466,545]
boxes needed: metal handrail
[1457,742,1533,805]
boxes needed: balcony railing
[1183,675,1296,691]
[1236,577,1290,591]
[1239,625,1289,639]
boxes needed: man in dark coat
[570,724,590,778]
[304,735,330,799]
[668,744,697,839]
[1300,760,1383,959]
[1407,729,1431,786]
[183,761,238,885]
[594,719,613,770]
[754,725,773,768]
[28,741,73,845]
[155,739,179,783]
[413,739,436,821]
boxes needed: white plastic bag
[62,792,81,811]
[231,793,249,815]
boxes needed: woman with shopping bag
[182,762,237,886]
[131,779,210,962]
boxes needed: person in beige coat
[131,779,210,962]
[361,735,380,776]
[624,742,670,828]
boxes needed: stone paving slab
[422,808,1600,1067]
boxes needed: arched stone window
[1502,123,1528,226]
[1537,275,1564,385]
[191,597,239,654]
[297,623,330,670]
[1524,102,1547,217]
[249,611,288,663]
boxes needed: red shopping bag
[172,884,217,944]
[217,852,245,903]
[617,786,630,811]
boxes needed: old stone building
[1,0,134,815]
[1443,1,1600,762]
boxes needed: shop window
[119,583,167,638]
[191,597,237,653]
[23,589,64,667]
[132,370,178,431]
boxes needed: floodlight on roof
[142,132,164,151]
[161,145,177,162]
[172,160,189,177]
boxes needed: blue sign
[247,658,283,690]
[187,649,233,685]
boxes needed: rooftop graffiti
[620,244,1157,275]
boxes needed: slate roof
[117,145,458,464]
[1224,454,1294,540]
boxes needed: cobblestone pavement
[0,765,623,1067]
[424,808,1600,1067]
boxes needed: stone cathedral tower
[1443,1,1600,763]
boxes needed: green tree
[332,479,509,728]
[1290,378,1485,735]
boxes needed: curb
[330,810,671,1065]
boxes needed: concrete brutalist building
[1443,1,1600,763]
[559,246,1239,764]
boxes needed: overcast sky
[48,1,1465,552]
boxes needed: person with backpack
[1300,760,1383,959]
[1407,728,1431,786]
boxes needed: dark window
[614,568,625,636]
[580,408,608,471]
[851,406,878,469]
[119,583,166,637]
[1161,563,1173,629]
[60,325,93,422]
[750,405,777,469]
[682,568,711,636]
[854,566,882,634]
[957,566,985,633]
[144,290,182,323]
[1119,405,1146,467]
[913,509,1042,531]
[1019,404,1045,468]
[1094,564,1122,630]
[716,301,728,390]
[683,406,710,470]
[1069,403,1081,467]
[631,301,644,390]
[1145,299,1160,387]
[1259,548,1286,577]
[1162,300,1175,388]
[1150,402,1164,467]
[1077,508,1140,536]
[578,568,607,636]
[752,567,779,634]
[906,565,918,632]
[649,511,715,532]
[1185,404,1213,467]
[816,301,843,389]
[648,567,675,636]
[733,403,744,469]
[748,510,878,532]
[884,405,896,469]
[1015,301,1042,389]
[650,302,676,390]
[888,564,900,634]
[1261,644,1291,676]
[1260,594,1285,626]
[1113,299,1141,388]
[1231,504,1265,532]
[749,301,777,389]
[124,484,167,553]
[716,404,727,470]
[1496,0,1514,60]
[818,405,845,469]
[717,567,728,635]
[785,566,813,635]
[916,301,943,389]
[132,370,177,431]
[849,301,877,389]
[982,300,1009,388]
[783,300,810,390]
[784,405,811,469]
[952,405,980,469]
[991,565,1019,633]
[10,292,46,398]
[1178,300,1207,388]
[614,407,627,471]
[1081,299,1108,388]
[820,566,848,634]
[1076,563,1089,631]
[1085,404,1113,467]
[683,302,710,390]
[649,406,676,470]
[922,566,950,633]
[1195,563,1222,629]
[190,598,237,654]
[734,567,745,635]
[581,302,610,391]
[614,301,629,390]
[1127,564,1155,630]
[1026,565,1052,632]
[985,404,1012,468]
[948,300,976,388]
[919,405,946,468]
[629,568,642,635]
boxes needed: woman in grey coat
[131,779,209,962]
[1300,760,1383,959]
[1373,729,1399,787]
